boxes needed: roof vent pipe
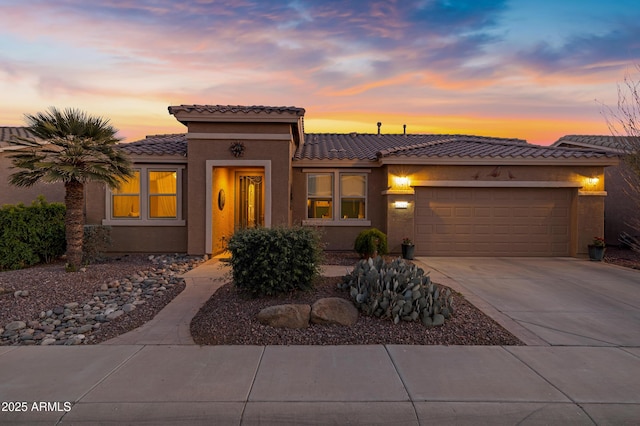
[377,122,382,136]
[403,124,406,136]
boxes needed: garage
[414,186,575,256]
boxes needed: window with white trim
[105,166,184,226]
[306,171,368,223]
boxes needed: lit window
[112,171,140,218]
[306,171,368,222]
[307,173,333,219]
[340,174,366,219]
[149,171,177,218]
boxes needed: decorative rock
[257,304,311,329]
[311,298,359,326]
[5,321,27,332]
[0,253,204,346]
[106,310,124,320]
[122,303,136,313]
[77,324,93,334]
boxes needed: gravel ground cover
[0,254,203,345]
[1,248,638,346]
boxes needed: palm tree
[9,107,134,271]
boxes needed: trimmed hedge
[354,228,388,258]
[227,226,323,297]
[0,197,66,270]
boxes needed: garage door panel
[415,187,573,256]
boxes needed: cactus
[340,256,454,327]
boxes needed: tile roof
[168,104,306,116]
[0,127,41,152]
[295,133,612,161]
[118,134,187,156]
[118,132,614,162]
[552,135,639,153]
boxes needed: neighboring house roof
[0,126,39,152]
[119,134,187,156]
[120,132,615,164]
[552,135,640,154]
[168,104,306,116]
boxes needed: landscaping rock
[257,304,311,329]
[5,321,27,332]
[0,254,205,346]
[310,297,359,326]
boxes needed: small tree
[601,65,640,247]
[9,107,134,270]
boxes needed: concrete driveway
[416,257,640,347]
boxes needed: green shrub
[340,256,454,327]
[0,197,66,270]
[354,228,388,258]
[83,225,112,263]
[227,226,323,297]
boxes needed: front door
[236,173,264,229]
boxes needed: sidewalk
[0,258,639,424]
[1,344,639,424]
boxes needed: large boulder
[256,304,311,329]
[311,298,358,326]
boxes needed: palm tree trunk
[64,180,84,271]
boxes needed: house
[3,106,618,257]
[82,105,616,257]
[0,127,65,206]
[552,135,638,245]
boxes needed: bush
[354,228,388,258]
[0,197,66,270]
[83,225,112,263]
[227,226,323,297]
[340,256,454,327]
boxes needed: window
[341,174,366,219]
[112,171,140,218]
[307,173,333,219]
[149,171,177,218]
[105,166,184,226]
[305,170,369,225]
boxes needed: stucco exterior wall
[382,164,607,257]
[604,164,639,243]
[0,153,65,206]
[84,165,188,254]
[291,166,387,251]
[186,122,295,255]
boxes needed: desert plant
[354,228,388,258]
[340,256,454,327]
[9,107,134,271]
[227,226,323,297]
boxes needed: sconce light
[588,176,599,186]
[394,201,409,209]
[394,176,410,189]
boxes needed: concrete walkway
[0,257,639,424]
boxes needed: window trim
[103,165,185,226]
[303,169,371,227]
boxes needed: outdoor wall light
[394,201,409,209]
[588,176,600,186]
[394,176,410,189]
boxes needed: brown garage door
[414,187,574,256]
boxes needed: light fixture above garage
[394,176,410,190]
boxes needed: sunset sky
[1,0,639,145]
